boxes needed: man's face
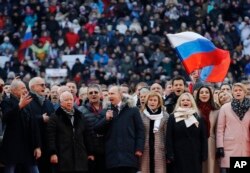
[12,82,28,98]
[164,84,172,96]
[150,83,163,95]
[66,82,77,96]
[139,93,148,106]
[108,87,122,105]
[220,85,231,94]
[87,88,101,104]
[190,70,200,83]
[120,86,129,94]
[60,94,74,111]
[172,79,185,96]
[3,85,10,95]
[102,90,108,100]
[245,84,250,98]
[45,88,50,99]
[50,86,59,101]
[32,79,46,96]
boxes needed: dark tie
[113,105,119,115]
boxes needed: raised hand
[19,93,32,109]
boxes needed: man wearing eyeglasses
[78,84,106,173]
[28,77,55,173]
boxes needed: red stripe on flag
[182,49,230,75]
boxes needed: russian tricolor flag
[18,26,33,62]
[167,32,230,82]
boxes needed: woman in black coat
[47,91,94,173]
[166,92,208,173]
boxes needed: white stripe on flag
[167,32,209,48]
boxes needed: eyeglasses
[37,83,46,87]
[88,91,99,95]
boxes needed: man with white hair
[150,83,164,96]
[47,91,94,173]
[1,79,41,173]
[28,77,55,173]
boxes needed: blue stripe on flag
[176,39,216,60]
[23,32,32,41]
[200,65,214,81]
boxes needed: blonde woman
[140,92,169,173]
[216,83,250,173]
[166,92,208,173]
[217,91,232,107]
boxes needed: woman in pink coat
[216,83,250,173]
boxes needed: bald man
[95,86,145,173]
[1,80,41,173]
[47,91,94,173]
[29,77,55,173]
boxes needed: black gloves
[216,147,225,158]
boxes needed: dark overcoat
[94,103,145,169]
[29,93,54,148]
[166,113,208,173]
[78,100,105,155]
[0,95,40,164]
[47,107,93,172]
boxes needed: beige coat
[202,110,220,173]
[216,102,250,168]
[140,111,168,173]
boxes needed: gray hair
[29,77,44,91]
[57,85,70,96]
[10,80,24,93]
[59,91,73,102]
[139,87,150,95]
[87,84,101,92]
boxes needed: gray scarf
[31,91,45,106]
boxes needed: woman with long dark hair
[196,85,220,173]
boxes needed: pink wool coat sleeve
[216,102,250,168]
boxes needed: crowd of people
[0,75,249,173]
[0,0,250,89]
[0,0,250,173]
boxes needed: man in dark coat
[28,77,55,173]
[0,79,41,173]
[78,84,106,173]
[95,86,145,173]
[47,91,94,173]
[164,76,186,114]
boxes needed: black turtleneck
[146,106,161,173]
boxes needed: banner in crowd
[45,69,68,77]
[62,54,85,69]
[45,68,68,85]
[167,31,230,83]
[0,56,10,68]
